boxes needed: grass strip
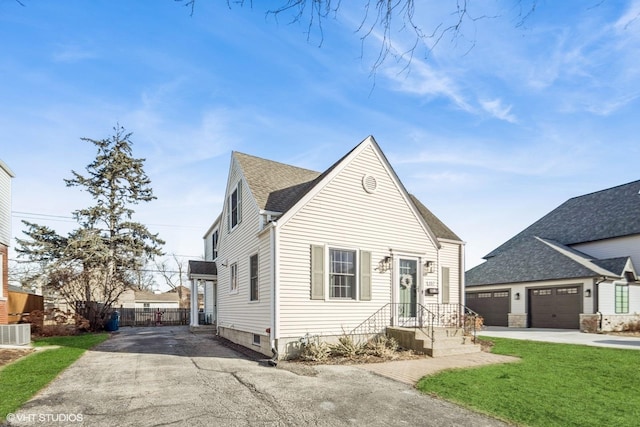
[0,333,109,419]
[417,337,640,427]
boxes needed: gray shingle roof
[233,141,460,242]
[409,194,461,241]
[234,152,321,213]
[486,180,640,258]
[468,237,601,286]
[467,180,640,286]
[188,260,217,277]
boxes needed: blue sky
[2,1,640,283]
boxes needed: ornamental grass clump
[330,335,364,359]
[363,335,399,358]
[299,337,331,362]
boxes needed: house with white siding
[466,180,640,332]
[189,137,476,359]
[0,159,14,326]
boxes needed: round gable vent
[362,174,378,194]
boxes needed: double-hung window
[310,245,371,301]
[329,249,356,299]
[227,181,242,231]
[212,230,218,260]
[250,254,259,301]
[230,262,238,293]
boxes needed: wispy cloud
[51,44,97,62]
[479,98,517,123]
[383,61,474,113]
[614,0,640,31]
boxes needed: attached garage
[466,290,510,327]
[528,286,581,329]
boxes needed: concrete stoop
[190,324,216,334]
[387,327,481,358]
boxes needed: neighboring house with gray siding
[466,180,640,332]
[190,137,466,359]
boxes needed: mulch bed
[0,348,35,368]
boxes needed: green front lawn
[417,337,640,427]
[0,333,109,419]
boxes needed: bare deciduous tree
[176,0,539,74]
[156,254,188,308]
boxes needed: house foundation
[218,326,272,358]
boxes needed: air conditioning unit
[0,324,31,346]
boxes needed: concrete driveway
[7,326,509,427]
[480,327,640,350]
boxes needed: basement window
[253,334,261,346]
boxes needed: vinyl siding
[277,144,438,338]
[598,281,640,315]
[0,167,11,247]
[573,235,640,273]
[216,159,271,335]
[439,241,461,305]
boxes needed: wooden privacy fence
[8,291,44,324]
[117,308,190,327]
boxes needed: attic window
[362,174,378,194]
[625,272,636,282]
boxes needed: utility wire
[11,210,205,229]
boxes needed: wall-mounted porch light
[376,256,392,273]
[585,289,592,298]
[514,292,520,300]
[424,260,435,274]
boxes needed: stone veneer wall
[508,313,527,328]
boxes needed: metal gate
[118,308,190,327]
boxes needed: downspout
[269,222,279,365]
[459,243,466,307]
[594,276,605,331]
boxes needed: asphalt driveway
[7,326,509,427]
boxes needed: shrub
[299,337,331,362]
[621,318,640,332]
[330,335,365,359]
[363,334,399,358]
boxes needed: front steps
[190,324,216,334]
[387,327,481,357]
